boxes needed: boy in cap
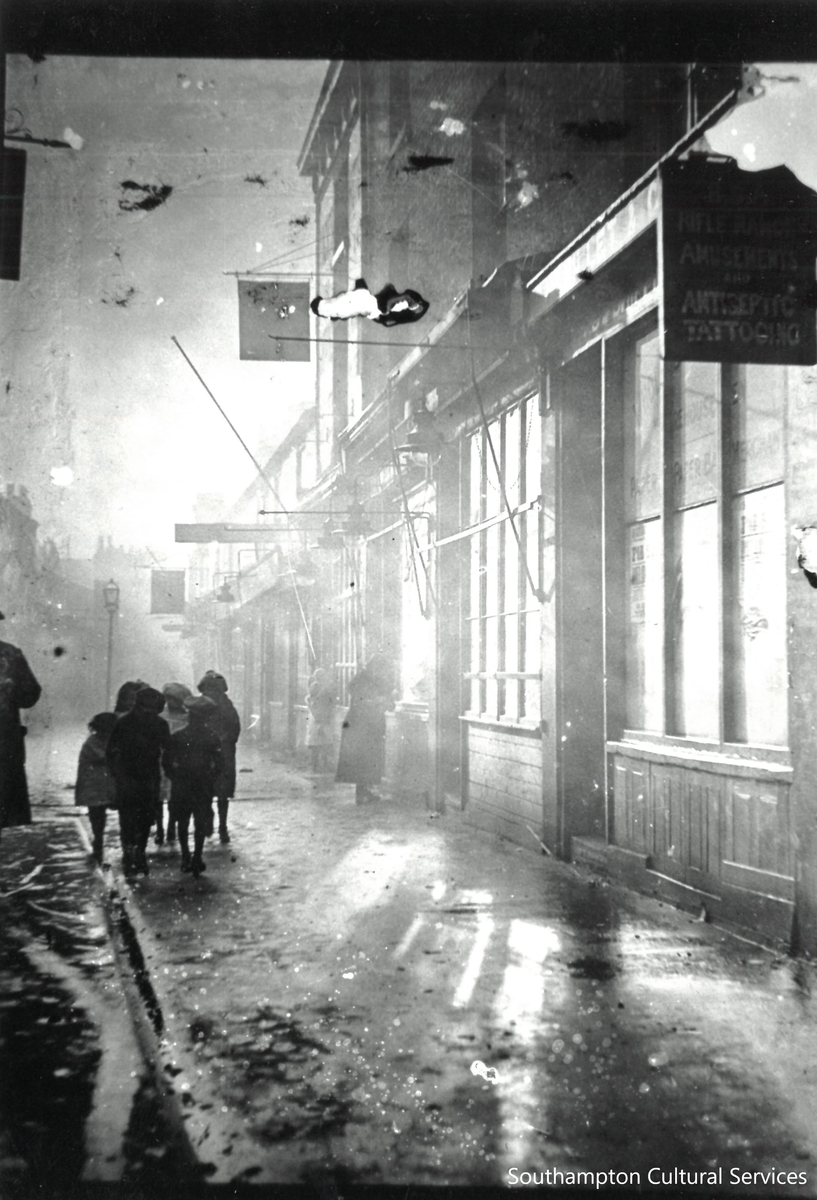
[162,694,223,877]
[106,686,171,876]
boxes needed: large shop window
[621,331,788,749]
[467,394,542,723]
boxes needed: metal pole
[106,608,114,710]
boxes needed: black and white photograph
[2,2,817,1197]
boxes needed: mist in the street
[3,23,817,1200]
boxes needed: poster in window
[237,280,310,361]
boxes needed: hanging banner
[237,280,310,362]
[661,158,817,365]
[151,570,186,614]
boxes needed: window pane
[470,434,482,525]
[485,429,502,518]
[673,503,719,739]
[624,331,662,520]
[485,616,498,716]
[625,518,664,731]
[469,617,481,712]
[469,536,481,618]
[732,364,785,491]
[525,395,542,506]
[486,524,499,614]
[731,485,788,745]
[672,361,719,508]
[525,676,541,723]
[504,523,519,616]
[525,507,540,600]
[525,609,540,673]
[504,404,521,511]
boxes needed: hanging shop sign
[661,157,817,365]
[237,279,310,361]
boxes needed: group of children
[75,670,241,879]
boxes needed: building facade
[221,61,817,955]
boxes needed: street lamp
[103,578,120,709]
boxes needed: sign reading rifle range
[661,157,817,365]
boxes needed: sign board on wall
[237,280,310,362]
[661,158,817,365]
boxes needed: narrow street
[7,730,815,1194]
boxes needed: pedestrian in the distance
[335,654,395,804]
[159,682,192,843]
[305,667,336,773]
[197,670,241,843]
[0,614,42,835]
[106,686,171,877]
[75,712,118,863]
[162,695,223,878]
[311,278,429,326]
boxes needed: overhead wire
[464,298,544,603]
[170,335,316,662]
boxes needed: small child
[158,682,193,843]
[75,712,118,863]
[162,695,223,878]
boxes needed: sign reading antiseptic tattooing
[661,157,817,365]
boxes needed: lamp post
[103,578,120,709]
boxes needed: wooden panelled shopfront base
[573,742,795,945]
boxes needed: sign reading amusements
[661,157,817,365]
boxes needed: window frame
[464,392,543,729]
[608,311,790,763]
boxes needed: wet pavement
[6,728,817,1196]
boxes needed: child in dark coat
[162,695,223,877]
[75,712,118,863]
[106,686,171,877]
[197,670,241,844]
[158,682,193,843]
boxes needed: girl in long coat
[197,670,241,843]
[335,655,394,804]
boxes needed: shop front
[528,153,817,947]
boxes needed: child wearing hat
[106,686,171,877]
[162,694,224,877]
[75,712,118,863]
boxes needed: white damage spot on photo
[50,466,74,487]
[439,117,466,137]
[471,1060,499,1084]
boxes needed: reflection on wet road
[114,779,817,1190]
